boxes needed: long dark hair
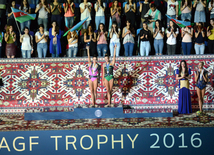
[52,21,59,34]
[210,18,214,30]
[168,20,177,33]
[23,27,32,46]
[7,0,15,12]
[111,21,119,34]
[21,0,30,11]
[155,20,162,32]
[179,60,189,77]
[66,0,75,8]
[97,0,104,8]
[98,23,105,33]
[126,19,135,34]
[182,0,191,7]
[86,24,94,34]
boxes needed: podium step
[24,107,173,120]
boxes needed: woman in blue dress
[176,60,192,114]
[194,62,208,115]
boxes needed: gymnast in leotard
[103,44,117,107]
[194,62,208,115]
[87,46,100,107]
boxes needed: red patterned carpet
[0,111,214,131]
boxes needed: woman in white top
[166,20,179,55]
[109,21,121,56]
[153,20,164,55]
[209,0,214,19]
[193,0,206,23]
[20,27,33,58]
[67,30,78,57]
[19,0,31,32]
[180,0,192,21]
[35,0,50,31]
[80,0,92,29]
[95,0,106,30]
[165,0,178,27]
[35,24,49,58]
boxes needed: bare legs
[7,55,15,58]
[89,79,98,106]
[196,87,205,112]
[105,78,114,106]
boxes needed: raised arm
[112,44,117,66]
[87,47,91,64]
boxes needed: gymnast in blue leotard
[194,62,208,115]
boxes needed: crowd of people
[1,0,214,58]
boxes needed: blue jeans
[194,43,205,55]
[210,14,214,19]
[140,41,151,56]
[167,15,176,28]
[20,20,31,32]
[22,50,31,58]
[65,17,74,29]
[97,44,108,56]
[68,47,78,57]
[37,43,48,58]
[95,16,105,30]
[38,18,48,31]
[52,44,59,57]
[109,42,120,56]
[181,12,191,21]
[194,11,206,23]
[154,39,163,55]
[182,42,192,55]
[82,20,91,29]
[124,42,134,56]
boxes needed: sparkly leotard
[104,63,114,81]
[89,63,98,82]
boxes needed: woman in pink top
[180,0,192,21]
[181,20,193,55]
[97,23,108,56]
[87,46,100,107]
[63,0,75,29]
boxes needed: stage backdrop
[0,55,214,113]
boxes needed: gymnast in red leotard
[87,46,100,107]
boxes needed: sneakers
[196,111,202,116]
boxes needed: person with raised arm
[20,27,33,58]
[194,62,208,116]
[103,44,117,107]
[87,46,100,107]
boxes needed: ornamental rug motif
[0,111,214,131]
[0,55,214,113]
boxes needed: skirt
[5,43,16,56]
[194,11,206,23]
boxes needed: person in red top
[63,0,75,29]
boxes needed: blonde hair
[67,31,78,40]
